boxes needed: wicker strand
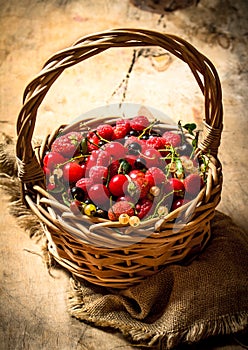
[16,156,45,183]
[198,122,223,156]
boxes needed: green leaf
[182,123,197,135]
[118,159,132,174]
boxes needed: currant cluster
[43,115,206,227]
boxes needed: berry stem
[138,119,159,139]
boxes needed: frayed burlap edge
[68,277,248,349]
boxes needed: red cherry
[80,162,86,177]
[104,142,126,159]
[142,148,162,168]
[124,155,137,168]
[108,174,128,197]
[63,162,84,183]
[43,151,66,170]
[171,198,190,211]
[88,184,110,208]
[169,178,185,197]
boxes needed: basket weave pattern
[16,29,223,289]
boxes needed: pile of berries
[43,115,206,227]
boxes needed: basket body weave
[16,29,223,289]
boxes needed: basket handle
[16,28,223,187]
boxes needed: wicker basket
[16,29,223,289]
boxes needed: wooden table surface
[0,1,247,349]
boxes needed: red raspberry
[96,124,114,140]
[116,118,131,132]
[112,119,131,140]
[85,149,100,170]
[162,131,181,148]
[112,126,127,140]
[51,132,83,157]
[136,198,153,219]
[89,165,108,184]
[184,174,204,196]
[146,136,168,151]
[130,115,150,131]
[145,167,166,187]
[108,201,135,221]
[75,177,93,192]
[96,150,111,167]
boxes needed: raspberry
[96,150,111,167]
[96,124,114,140]
[162,131,181,148]
[136,198,153,219]
[112,119,131,140]
[75,177,93,192]
[108,201,135,221]
[89,165,108,184]
[146,136,168,151]
[184,173,203,196]
[112,126,127,140]
[85,149,100,170]
[51,131,83,157]
[130,115,150,131]
[145,167,166,187]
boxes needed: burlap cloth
[0,137,247,349]
[67,211,248,348]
